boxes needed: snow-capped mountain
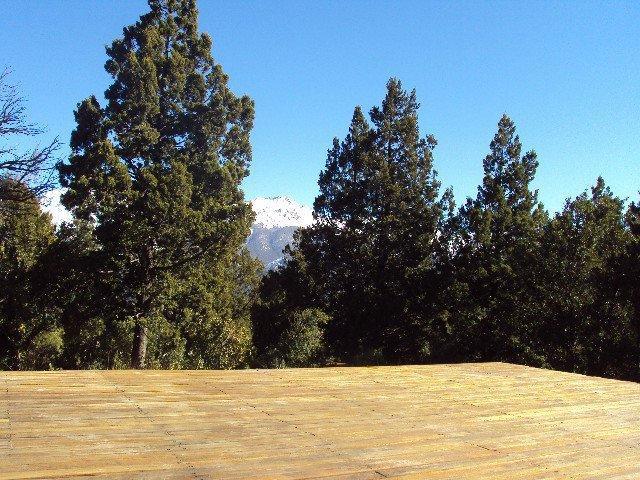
[247,196,313,270]
[41,188,72,225]
[41,190,313,271]
[250,196,313,229]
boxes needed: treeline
[1,0,638,380]
[253,81,640,381]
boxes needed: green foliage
[253,302,329,368]
[624,195,640,378]
[2,19,638,379]
[253,90,640,380]
[440,115,548,364]
[536,178,636,378]
[252,254,319,367]
[267,79,446,364]
[157,248,260,369]
[27,219,130,369]
[0,180,58,369]
[278,309,328,367]
[20,327,65,370]
[57,0,258,369]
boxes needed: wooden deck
[1,363,639,479]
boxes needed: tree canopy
[0,0,637,380]
[57,0,259,368]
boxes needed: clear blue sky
[1,1,638,211]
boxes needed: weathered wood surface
[1,362,639,479]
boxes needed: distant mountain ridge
[247,196,313,270]
[41,190,313,271]
[251,196,313,229]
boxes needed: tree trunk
[131,321,147,369]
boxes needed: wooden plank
[1,363,639,479]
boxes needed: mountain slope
[247,196,313,270]
[42,191,313,270]
[41,189,72,225]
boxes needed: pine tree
[59,0,259,368]
[445,115,548,363]
[537,178,636,378]
[260,79,445,363]
[38,221,113,369]
[625,194,640,378]
[0,179,60,369]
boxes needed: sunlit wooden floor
[1,363,639,479]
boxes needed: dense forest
[1,0,638,380]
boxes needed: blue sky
[1,1,638,212]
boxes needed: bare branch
[0,68,61,206]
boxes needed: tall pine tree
[537,178,636,378]
[59,0,259,368]
[444,115,548,363]
[256,79,445,364]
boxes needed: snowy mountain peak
[40,190,311,271]
[251,196,313,229]
[42,188,72,226]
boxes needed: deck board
[1,362,639,479]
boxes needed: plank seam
[102,373,204,480]
[211,378,390,478]
[3,377,13,452]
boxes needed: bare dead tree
[0,68,61,206]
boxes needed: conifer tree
[59,0,259,368]
[625,195,640,378]
[536,178,637,378]
[260,79,445,363]
[0,179,60,369]
[38,221,112,369]
[445,115,548,363]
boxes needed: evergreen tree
[39,221,115,369]
[444,115,548,363]
[625,194,640,378]
[59,0,259,368]
[252,242,316,365]
[0,180,61,369]
[537,178,636,378]
[257,79,445,364]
